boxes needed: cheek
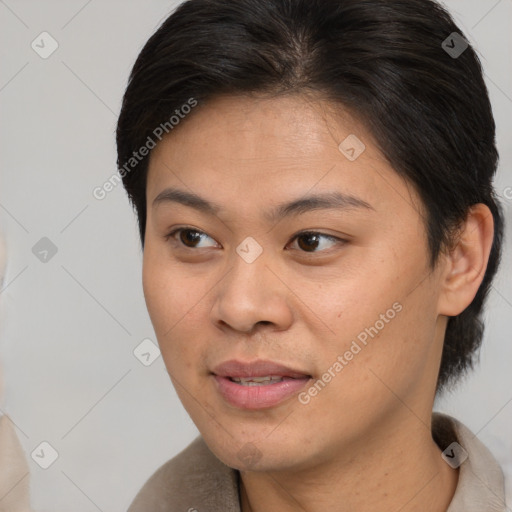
[142,261,171,335]
[142,251,212,376]
[143,247,195,332]
[315,252,437,392]
[318,260,402,346]
[299,299,437,446]
[338,283,439,395]
[142,256,183,347]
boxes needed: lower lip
[213,375,311,410]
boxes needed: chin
[202,428,308,473]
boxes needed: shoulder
[432,412,507,511]
[127,435,240,512]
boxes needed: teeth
[231,375,286,386]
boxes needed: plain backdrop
[0,1,511,510]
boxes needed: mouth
[228,375,301,386]
[211,359,312,409]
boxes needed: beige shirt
[0,414,32,512]
[128,413,507,511]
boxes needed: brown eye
[179,229,202,247]
[166,228,217,249]
[290,231,343,253]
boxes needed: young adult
[116,1,507,510]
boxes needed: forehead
[149,93,372,164]
[146,93,423,223]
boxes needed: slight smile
[211,359,313,410]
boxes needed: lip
[212,359,310,379]
[211,359,312,410]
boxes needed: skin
[142,93,494,512]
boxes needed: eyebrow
[152,187,375,222]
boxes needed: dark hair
[116,0,504,392]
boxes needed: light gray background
[0,1,510,510]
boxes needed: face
[143,93,448,472]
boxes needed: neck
[240,412,458,512]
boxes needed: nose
[210,249,293,334]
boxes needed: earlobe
[437,204,494,317]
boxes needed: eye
[165,227,345,253]
[165,227,218,249]
[288,231,344,253]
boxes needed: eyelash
[164,227,345,254]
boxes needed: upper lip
[212,359,311,379]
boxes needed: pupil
[298,233,319,252]
[182,230,200,246]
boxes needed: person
[0,234,32,512]
[115,0,507,510]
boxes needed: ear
[437,204,494,316]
